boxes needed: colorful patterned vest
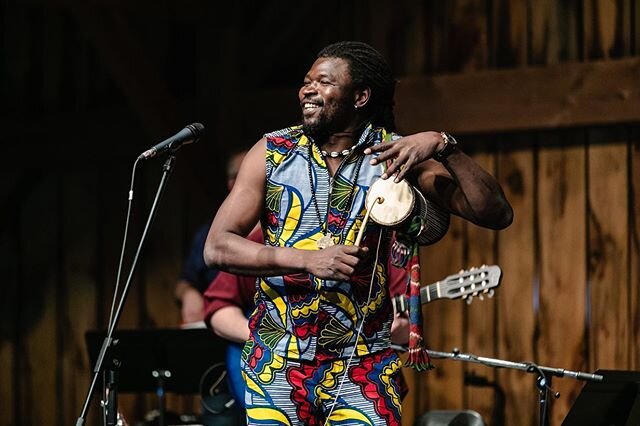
[247,124,397,361]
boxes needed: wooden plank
[399,350,416,426]
[496,136,537,425]
[18,174,61,424]
[583,0,618,59]
[491,0,528,67]
[631,126,640,370]
[587,129,630,370]
[448,0,489,71]
[463,151,498,424]
[394,58,640,135]
[401,0,427,75]
[419,217,465,413]
[556,1,582,62]
[537,132,587,425]
[61,170,99,423]
[529,0,558,65]
[0,221,18,426]
[636,1,640,56]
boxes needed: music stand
[85,328,228,425]
[561,370,640,426]
[86,327,227,394]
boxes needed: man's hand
[180,286,205,323]
[305,244,370,281]
[390,313,410,345]
[364,131,445,182]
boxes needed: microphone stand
[76,155,177,426]
[392,345,603,426]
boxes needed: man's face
[298,57,356,139]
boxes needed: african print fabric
[241,341,404,426]
[251,123,396,362]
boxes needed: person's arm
[365,131,513,230]
[175,224,213,323]
[204,138,369,279]
[203,256,257,343]
[175,280,205,323]
[210,306,250,343]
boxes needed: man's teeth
[304,103,319,110]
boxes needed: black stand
[76,156,177,426]
[84,328,228,416]
[561,370,640,426]
[393,345,603,426]
[152,369,171,426]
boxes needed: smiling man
[204,41,512,426]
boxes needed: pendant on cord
[317,233,335,249]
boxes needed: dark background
[1,1,639,425]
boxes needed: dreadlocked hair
[318,41,397,131]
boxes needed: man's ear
[354,87,371,109]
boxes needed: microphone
[138,123,205,160]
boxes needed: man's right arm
[203,138,368,279]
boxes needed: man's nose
[301,82,318,94]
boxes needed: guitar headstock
[392,264,503,314]
[441,264,502,304]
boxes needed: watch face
[435,132,457,162]
[444,133,457,146]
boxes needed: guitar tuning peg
[481,263,487,268]
[458,269,464,274]
[478,293,484,301]
[462,293,468,299]
[488,289,495,298]
[480,271,487,278]
[466,297,473,305]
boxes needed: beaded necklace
[320,145,357,158]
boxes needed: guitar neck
[391,265,502,313]
[420,281,442,304]
[392,281,441,313]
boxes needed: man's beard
[301,100,353,141]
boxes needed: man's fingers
[364,142,393,155]
[392,156,415,182]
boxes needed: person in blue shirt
[174,148,248,323]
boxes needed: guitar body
[225,341,246,409]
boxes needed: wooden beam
[394,57,640,135]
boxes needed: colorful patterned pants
[241,343,404,426]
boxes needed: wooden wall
[1,1,639,425]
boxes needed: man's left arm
[365,131,513,230]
